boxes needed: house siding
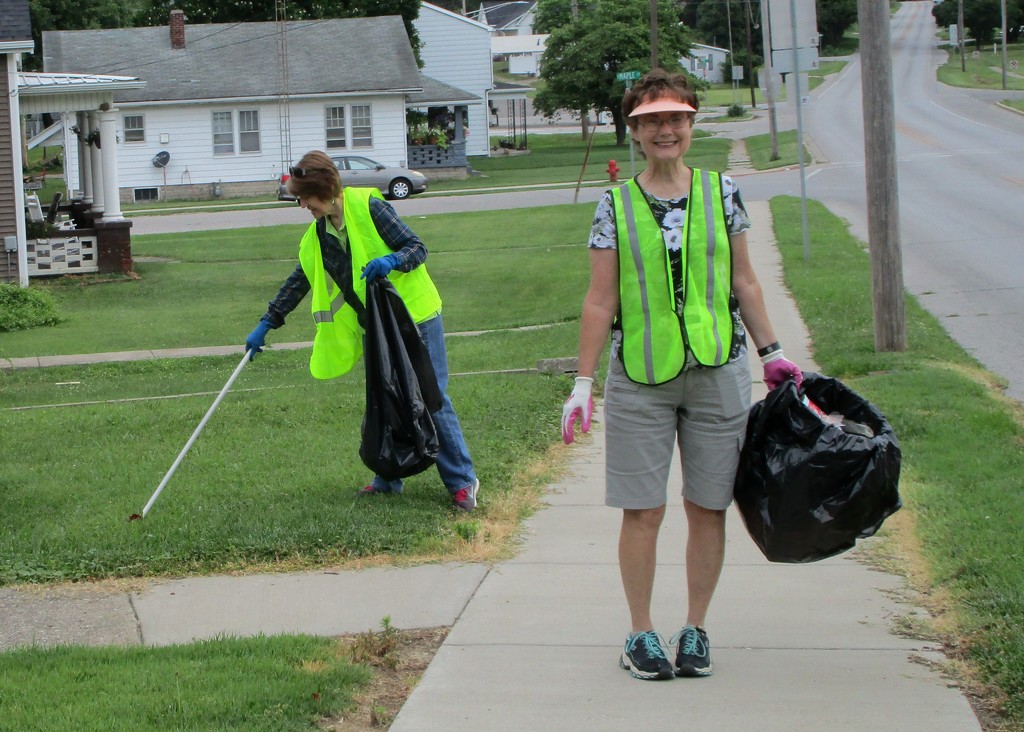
[1,55,18,282]
[64,95,409,203]
[415,5,492,157]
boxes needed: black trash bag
[733,372,902,563]
[358,278,443,480]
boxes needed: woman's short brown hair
[285,150,342,201]
[622,68,700,129]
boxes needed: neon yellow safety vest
[611,169,733,385]
[298,186,442,380]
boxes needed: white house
[1,0,35,284]
[414,3,493,157]
[491,33,548,76]
[684,43,730,84]
[42,13,478,203]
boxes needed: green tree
[688,0,763,84]
[934,0,1024,45]
[815,0,857,51]
[25,0,140,70]
[690,0,856,59]
[533,0,695,145]
[132,0,423,64]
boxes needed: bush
[727,104,746,118]
[0,283,63,332]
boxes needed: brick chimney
[170,9,185,50]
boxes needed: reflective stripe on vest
[682,169,732,367]
[298,186,442,380]
[612,170,732,385]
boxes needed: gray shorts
[603,357,752,510]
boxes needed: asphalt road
[801,1,1024,403]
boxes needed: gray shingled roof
[42,16,422,104]
[477,1,534,32]
[409,75,481,105]
[0,0,32,43]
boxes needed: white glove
[561,377,594,445]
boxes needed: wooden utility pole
[858,0,906,352]
[725,0,737,105]
[650,0,659,69]
[958,0,965,72]
[1001,0,1008,90]
[758,0,779,160]
[571,0,589,139]
[743,0,757,107]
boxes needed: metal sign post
[616,70,641,179]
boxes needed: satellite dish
[152,151,171,168]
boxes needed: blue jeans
[370,314,476,494]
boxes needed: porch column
[98,108,123,221]
[453,107,465,143]
[88,111,104,215]
[78,112,93,204]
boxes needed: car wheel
[389,178,412,200]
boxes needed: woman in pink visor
[561,68,802,681]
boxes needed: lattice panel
[27,235,99,276]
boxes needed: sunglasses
[288,166,330,178]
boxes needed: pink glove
[762,350,802,391]
[561,377,594,445]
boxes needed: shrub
[727,103,746,118]
[0,283,63,332]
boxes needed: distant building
[470,1,537,35]
[684,43,730,84]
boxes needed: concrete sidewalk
[387,199,981,731]
[0,201,982,730]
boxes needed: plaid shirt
[262,196,427,328]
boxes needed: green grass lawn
[8,58,1023,722]
[5,192,1024,727]
[745,130,813,169]
[0,204,592,585]
[0,634,370,730]
[771,196,1024,727]
[937,42,1024,91]
[432,131,731,192]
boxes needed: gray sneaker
[671,625,713,677]
[619,631,674,680]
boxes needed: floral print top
[588,174,751,369]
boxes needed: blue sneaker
[671,625,713,677]
[619,631,674,680]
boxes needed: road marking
[929,98,1004,133]
[895,122,943,148]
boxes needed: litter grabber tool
[129,350,251,521]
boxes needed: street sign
[768,0,818,52]
[616,71,641,81]
[772,47,819,74]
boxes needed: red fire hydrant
[607,159,620,182]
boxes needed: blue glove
[245,320,272,360]
[361,253,399,281]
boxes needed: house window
[123,115,145,143]
[239,110,260,153]
[351,105,372,148]
[325,106,346,149]
[212,111,234,154]
[133,187,159,202]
